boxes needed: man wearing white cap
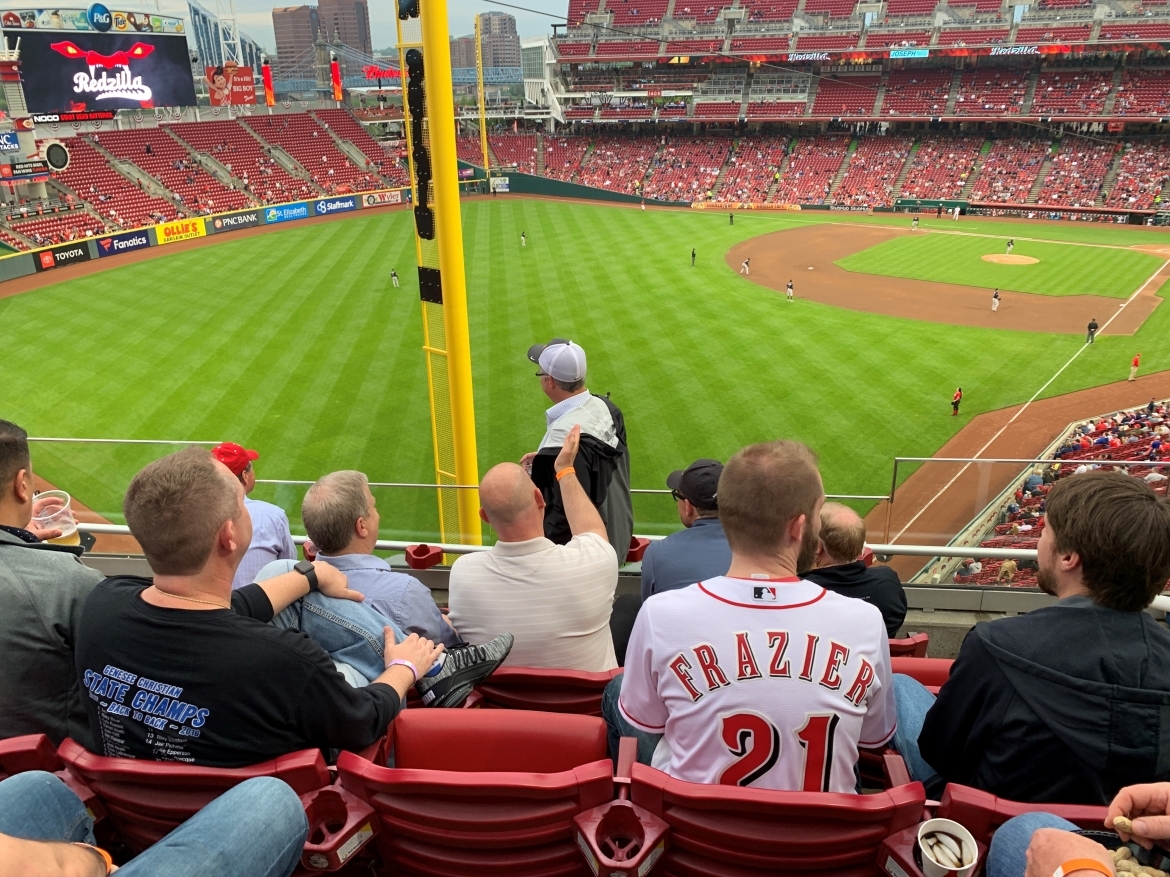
[523,339,634,560]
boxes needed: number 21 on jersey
[718,710,841,790]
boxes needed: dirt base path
[864,370,1170,579]
[726,225,1167,334]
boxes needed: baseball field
[2,198,1168,541]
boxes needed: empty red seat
[627,761,926,875]
[936,783,1109,843]
[0,733,63,779]
[474,666,621,715]
[336,709,613,876]
[891,656,952,694]
[889,632,930,657]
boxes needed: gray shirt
[0,527,102,747]
[316,552,461,648]
[640,517,732,603]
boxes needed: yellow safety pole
[420,0,482,546]
[474,14,491,178]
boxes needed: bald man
[802,502,907,638]
[448,426,619,671]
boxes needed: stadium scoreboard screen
[2,5,196,112]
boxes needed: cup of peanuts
[917,818,979,877]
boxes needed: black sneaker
[416,633,513,708]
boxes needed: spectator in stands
[996,557,1018,583]
[449,426,617,672]
[892,471,1170,803]
[522,339,633,559]
[640,459,731,602]
[603,439,896,786]
[211,442,296,590]
[0,769,306,877]
[75,446,510,767]
[0,420,102,748]
[302,470,460,648]
[802,503,907,638]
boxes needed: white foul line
[891,257,1170,543]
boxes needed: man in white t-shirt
[603,439,895,792]
[448,425,618,672]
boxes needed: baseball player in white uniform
[605,440,896,792]
[740,258,750,275]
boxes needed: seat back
[57,738,331,852]
[891,656,953,693]
[0,734,62,779]
[473,666,621,716]
[629,763,926,877]
[888,633,929,657]
[336,710,615,876]
[937,784,1109,844]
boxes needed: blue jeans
[601,674,663,767]
[986,812,1078,877]
[0,771,308,877]
[891,674,945,797]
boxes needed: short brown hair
[302,471,369,554]
[0,419,29,487]
[1045,471,1170,611]
[718,440,822,555]
[123,446,240,576]
[819,502,866,563]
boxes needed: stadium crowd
[3,334,1170,875]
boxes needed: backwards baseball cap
[211,441,259,476]
[527,338,587,383]
[666,459,723,511]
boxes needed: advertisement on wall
[0,133,20,152]
[0,7,185,33]
[490,177,510,193]
[362,191,402,207]
[264,202,310,224]
[2,28,198,113]
[156,217,205,244]
[96,229,150,256]
[208,209,261,233]
[204,62,255,106]
[313,196,357,216]
[34,241,91,271]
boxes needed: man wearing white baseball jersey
[602,439,896,791]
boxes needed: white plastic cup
[918,818,979,877]
[31,489,79,545]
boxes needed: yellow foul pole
[474,14,490,176]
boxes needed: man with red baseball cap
[211,442,296,589]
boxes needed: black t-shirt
[74,576,401,768]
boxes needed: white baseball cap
[527,338,587,382]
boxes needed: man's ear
[533,488,546,513]
[219,517,238,555]
[479,507,490,525]
[12,468,32,504]
[788,513,807,545]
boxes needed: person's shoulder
[565,531,619,560]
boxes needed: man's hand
[1108,783,1170,849]
[26,520,63,541]
[554,425,581,473]
[302,539,318,562]
[312,562,363,602]
[1025,828,1114,877]
[519,452,537,474]
[384,629,444,680]
[27,494,66,541]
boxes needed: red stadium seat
[936,784,1109,843]
[337,709,614,876]
[889,633,930,658]
[0,733,62,779]
[626,762,927,876]
[473,666,622,716]
[891,656,952,694]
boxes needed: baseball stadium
[2,0,1170,871]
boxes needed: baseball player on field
[603,440,896,791]
[992,288,1000,312]
[786,280,794,303]
[740,258,750,275]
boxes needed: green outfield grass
[1,200,1167,542]
[834,232,1163,298]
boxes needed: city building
[450,35,476,69]
[272,5,319,76]
[317,0,373,58]
[478,11,521,69]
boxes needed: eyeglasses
[535,371,548,377]
[670,489,684,502]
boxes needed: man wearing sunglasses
[522,339,633,560]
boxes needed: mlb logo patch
[753,586,777,602]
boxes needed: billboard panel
[96,229,150,256]
[204,63,255,106]
[362,191,402,207]
[156,217,205,244]
[264,202,310,224]
[4,29,198,112]
[313,195,357,216]
[207,209,261,233]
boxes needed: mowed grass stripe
[835,232,1161,297]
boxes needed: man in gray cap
[640,459,732,602]
[523,338,633,560]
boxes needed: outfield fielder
[740,258,750,275]
[691,248,696,267]
[786,280,794,302]
[521,231,527,248]
[992,289,1000,312]
[390,269,399,288]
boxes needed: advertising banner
[156,217,205,245]
[264,202,310,224]
[204,63,255,106]
[361,190,402,207]
[313,196,357,216]
[0,8,185,33]
[490,176,510,193]
[3,29,198,113]
[207,209,261,233]
[34,250,55,271]
[0,158,50,181]
[0,133,20,152]
[96,229,150,256]
[34,241,90,271]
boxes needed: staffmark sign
[208,209,261,233]
[314,196,357,216]
[96,230,150,257]
[157,217,206,245]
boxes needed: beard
[796,518,820,574]
[1036,565,1058,596]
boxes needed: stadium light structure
[396,0,482,550]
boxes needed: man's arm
[0,835,107,877]
[556,425,607,540]
[252,562,363,615]
[639,544,657,602]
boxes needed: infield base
[982,254,1039,265]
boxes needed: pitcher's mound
[983,254,1039,265]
